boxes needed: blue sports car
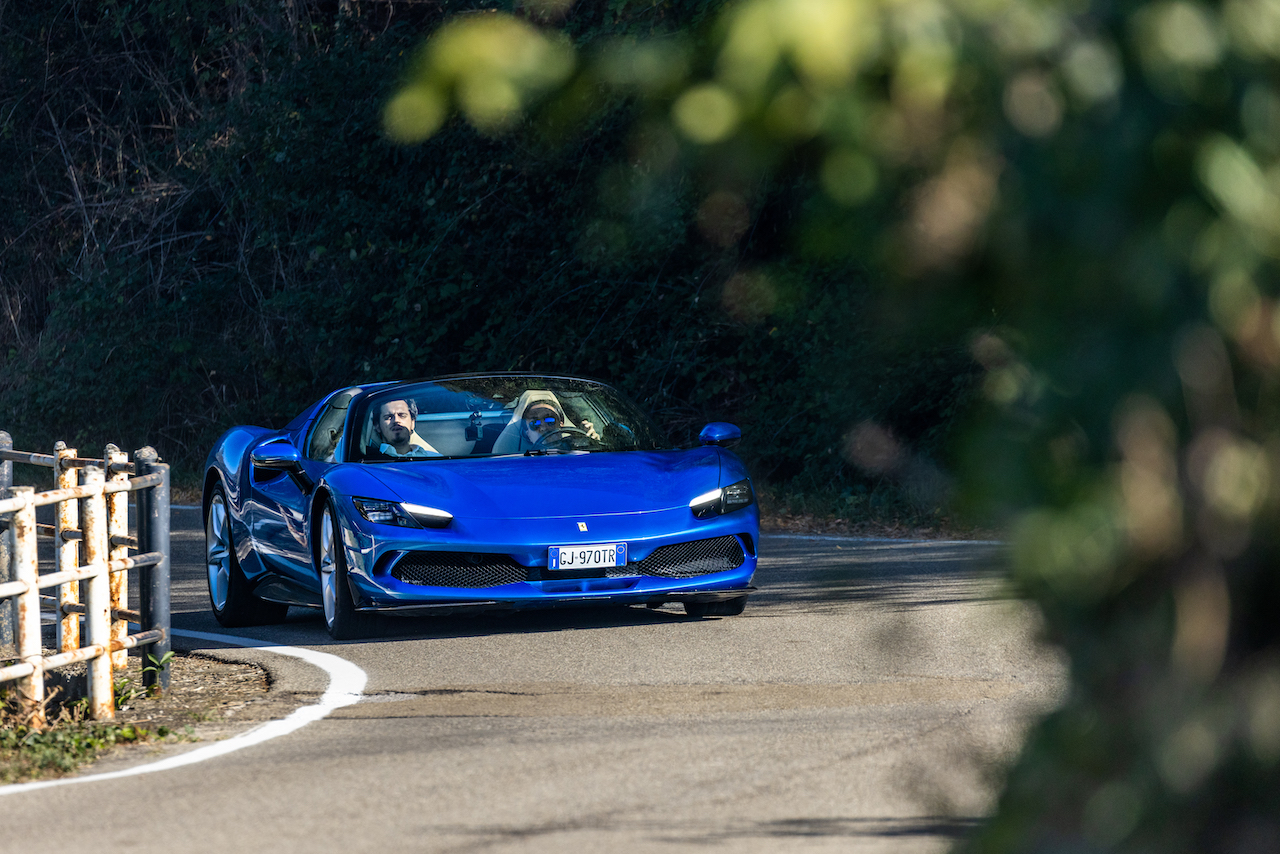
[203,374,759,638]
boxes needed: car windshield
[352,376,670,462]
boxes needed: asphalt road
[2,508,1064,853]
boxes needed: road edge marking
[0,629,367,795]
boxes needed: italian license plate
[548,543,626,571]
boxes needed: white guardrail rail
[0,432,171,727]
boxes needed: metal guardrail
[0,432,170,727]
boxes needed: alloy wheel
[319,507,337,629]
[206,493,232,612]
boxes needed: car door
[245,452,313,585]
[246,391,355,591]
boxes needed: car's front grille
[392,552,528,588]
[609,535,746,579]
[393,536,747,588]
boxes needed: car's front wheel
[206,485,288,627]
[318,501,377,640]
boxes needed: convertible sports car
[203,374,759,638]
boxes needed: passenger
[373,398,440,458]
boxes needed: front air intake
[392,552,528,588]
[610,535,746,579]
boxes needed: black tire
[684,596,748,618]
[206,485,289,627]
[317,501,378,640]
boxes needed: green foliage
[143,650,175,697]
[114,676,144,710]
[390,0,1280,847]
[0,696,151,785]
[0,1,975,508]
[144,650,175,676]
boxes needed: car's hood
[356,448,724,519]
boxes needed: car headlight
[352,497,453,529]
[689,479,755,519]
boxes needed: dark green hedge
[0,1,975,500]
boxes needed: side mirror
[251,439,315,494]
[251,440,303,470]
[698,422,742,448]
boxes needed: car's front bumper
[337,502,760,613]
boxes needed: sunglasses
[525,415,560,429]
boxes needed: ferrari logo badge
[578,522,588,532]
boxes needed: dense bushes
[0,1,975,506]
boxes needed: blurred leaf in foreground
[389,0,1280,847]
[385,13,576,142]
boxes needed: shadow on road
[169,512,1013,649]
[435,815,984,847]
[753,537,1010,611]
[344,602,694,643]
[174,596,705,648]
[716,815,983,840]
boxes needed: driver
[521,401,601,450]
[522,402,566,447]
[373,398,440,458]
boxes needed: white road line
[0,629,367,795]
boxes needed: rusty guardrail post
[54,443,81,652]
[104,445,130,670]
[0,440,171,712]
[12,486,44,727]
[82,466,114,720]
[135,447,171,694]
[0,431,12,652]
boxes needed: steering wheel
[532,425,592,449]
